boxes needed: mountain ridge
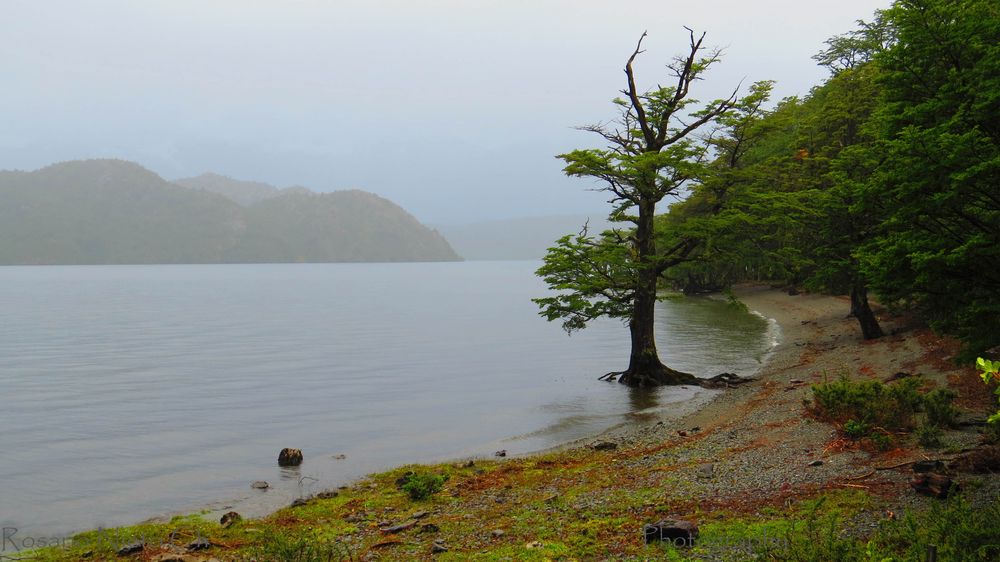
[0,159,461,264]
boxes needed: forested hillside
[175,172,310,206]
[0,160,461,264]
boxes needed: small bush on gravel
[811,376,961,449]
[868,432,892,452]
[811,376,923,431]
[916,423,944,448]
[844,419,868,439]
[396,470,449,500]
[923,388,959,428]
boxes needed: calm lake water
[0,262,778,537]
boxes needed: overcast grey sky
[1,0,890,223]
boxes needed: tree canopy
[535,31,777,386]
[538,0,1000,383]
[656,0,1000,355]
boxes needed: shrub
[869,432,892,452]
[844,419,868,439]
[396,470,449,500]
[916,423,944,448]
[811,376,923,431]
[923,388,959,428]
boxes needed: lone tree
[534,30,739,387]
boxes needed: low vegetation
[24,461,997,562]
[759,495,1000,562]
[397,469,450,501]
[809,374,962,450]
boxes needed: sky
[1,0,891,224]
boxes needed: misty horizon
[2,0,891,224]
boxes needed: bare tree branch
[624,31,654,146]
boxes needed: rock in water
[278,448,304,467]
[643,520,699,546]
[251,481,269,489]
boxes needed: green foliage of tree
[662,58,890,339]
[657,81,793,292]
[539,0,1000,376]
[535,30,747,386]
[859,0,1000,354]
[659,1,1000,350]
[534,228,635,333]
[978,357,1000,425]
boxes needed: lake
[0,262,778,537]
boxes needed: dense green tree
[861,0,1000,354]
[801,61,887,339]
[663,36,891,340]
[657,81,787,293]
[534,30,740,387]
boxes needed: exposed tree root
[599,370,755,388]
[699,372,756,389]
[617,365,698,387]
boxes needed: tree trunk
[851,281,884,340]
[617,199,697,387]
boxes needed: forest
[537,0,999,373]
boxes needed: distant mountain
[0,159,460,264]
[175,172,309,206]
[0,160,246,264]
[227,190,461,263]
[434,215,612,261]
